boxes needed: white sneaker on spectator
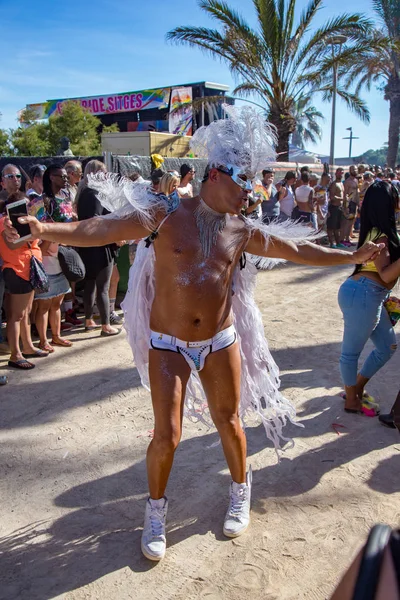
[223,467,252,538]
[110,311,123,325]
[141,496,168,561]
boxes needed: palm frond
[321,86,370,123]
[291,95,324,148]
[252,0,280,62]
[233,82,273,105]
[198,0,255,38]
[285,0,322,60]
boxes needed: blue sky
[0,0,388,157]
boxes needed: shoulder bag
[58,246,86,283]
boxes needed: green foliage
[11,122,50,156]
[102,123,120,134]
[47,101,103,155]
[360,146,388,165]
[0,129,12,156]
[8,101,120,157]
[360,142,400,166]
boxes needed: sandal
[340,391,380,410]
[345,401,379,417]
[100,328,122,337]
[22,350,49,358]
[8,359,35,370]
[39,343,55,353]
[51,337,73,347]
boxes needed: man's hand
[4,215,43,243]
[352,241,385,265]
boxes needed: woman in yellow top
[338,181,400,415]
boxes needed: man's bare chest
[154,217,248,276]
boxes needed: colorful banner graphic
[26,88,171,120]
[168,87,193,136]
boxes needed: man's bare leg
[199,342,250,537]
[141,349,191,561]
[199,342,246,483]
[147,349,191,498]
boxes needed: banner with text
[168,87,193,136]
[26,88,171,120]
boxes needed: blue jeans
[338,276,397,386]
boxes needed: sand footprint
[231,563,265,589]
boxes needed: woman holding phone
[0,192,48,369]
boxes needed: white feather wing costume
[88,105,317,451]
[118,216,316,451]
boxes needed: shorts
[3,268,34,295]
[327,205,342,230]
[297,211,313,224]
[35,272,71,300]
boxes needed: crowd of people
[247,163,400,249]
[246,162,400,429]
[0,159,126,378]
[1,158,400,425]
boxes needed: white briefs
[150,324,237,372]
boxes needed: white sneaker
[141,496,168,561]
[223,467,252,538]
[110,311,123,325]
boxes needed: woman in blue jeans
[338,181,400,415]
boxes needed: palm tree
[291,96,324,149]
[167,0,372,161]
[343,1,400,168]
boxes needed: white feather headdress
[189,104,277,177]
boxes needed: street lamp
[327,35,348,173]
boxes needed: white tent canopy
[288,143,321,164]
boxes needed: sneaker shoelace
[149,508,165,537]
[228,488,247,518]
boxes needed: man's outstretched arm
[245,229,384,267]
[3,214,153,247]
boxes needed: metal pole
[329,44,337,174]
[349,128,353,159]
[343,127,359,160]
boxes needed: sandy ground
[1,261,400,600]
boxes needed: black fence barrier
[112,155,209,195]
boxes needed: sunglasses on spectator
[4,173,22,179]
[53,173,68,179]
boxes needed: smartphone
[6,199,31,242]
